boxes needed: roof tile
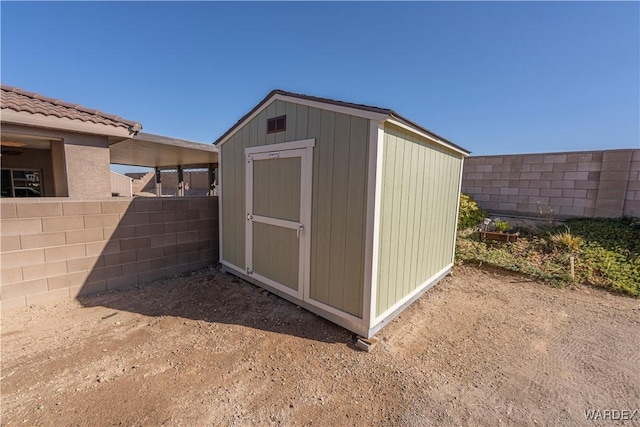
[0,84,142,132]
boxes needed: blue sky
[2,1,638,171]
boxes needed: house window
[1,168,42,197]
[267,115,286,134]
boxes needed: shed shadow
[77,265,351,345]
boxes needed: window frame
[1,168,43,198]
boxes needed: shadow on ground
[77,265,352,345]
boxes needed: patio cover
[109,132,217,169]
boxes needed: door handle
[297,223,304,238]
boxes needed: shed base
[220,262,452,340]
[366,267,452,338]
[355,336,379,352]
[220,263,368,337]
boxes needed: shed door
[245,147,312,299]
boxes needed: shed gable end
[220,99,371,318]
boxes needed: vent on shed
[267,115,286,134]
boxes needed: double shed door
[245,141,313,300]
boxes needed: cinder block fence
[1,197,219,310]
[462,149,640,218]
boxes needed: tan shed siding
[376,123,462,316]
[220,100,368,318]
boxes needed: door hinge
[247,155,252,163]
[247,214,253,221]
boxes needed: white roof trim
[1,109,133,139]
[215,94,388,147]
[385,118,469,157]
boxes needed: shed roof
[213,89,470,155]
[0,84,142,134]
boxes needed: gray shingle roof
[1,84,142,132]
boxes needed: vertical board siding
[307,106,323,303]
[376,123,462,316]
[220,100,368,318]
[312,110,336,305]
[328,113,350,310]
[253,222,299,290]
[253,157,301,222]
[343,117,368,316]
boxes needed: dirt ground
[2,265,639,426]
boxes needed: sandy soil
[2,265,639,426]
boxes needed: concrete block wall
[128,171,212,196]
[462,149,639,219]
[1,197,219,310]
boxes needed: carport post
[155,167,162,197]
[208,163,216,196]
[177,165,184,197]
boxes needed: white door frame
[245,139,314,300]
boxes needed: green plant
[456,217,640,298]
[550,226,584,253]
[494,220,510,233]
[458,194,488,230]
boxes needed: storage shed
[214,90,470,338]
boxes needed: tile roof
[0,85,142,133]
[213,89,469,154]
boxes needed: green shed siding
[220,100,369,318]
[376,123,462,317]
[253,157,301,222]
[253,222,299,290]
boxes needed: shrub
[549,227,584,252]
[456,217,640,297]
[458,194,487,230]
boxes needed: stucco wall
[462,149,640,219]
[63,133,111,199]
[1,197,219,310]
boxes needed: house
[0,85,219,310]
[0,85,218,199]
[1,85,142,199]
[214,90,470,338]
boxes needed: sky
[1,2,639,173]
